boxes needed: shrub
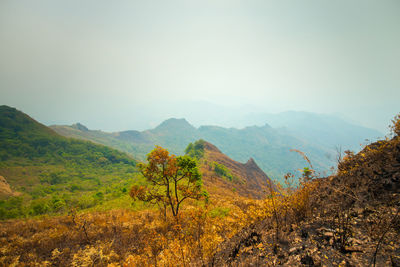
[185,139,206,160]
[213,162,235,182]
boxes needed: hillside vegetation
[0,152,276,266]
[0,106,137,219]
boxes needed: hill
[186,140,275,199]
[0,105,138,219]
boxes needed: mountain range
[51,113,382,180]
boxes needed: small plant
[185,139,206,160]
[210,207,230,218]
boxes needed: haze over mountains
[1,0,399,264]
[51,111,382,180]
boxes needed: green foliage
[209,207,230,218]
[94,191,104,202]
[69,184,81,192]
[77,194,98,209]
[30,199,50,216]
[212,162,235,182]
[0,197,25,219]
[185,139,205,160]
[51,196,66,212]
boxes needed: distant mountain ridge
[51,112,382,181]
[242,111,383,151]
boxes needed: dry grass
[0,193,264,266]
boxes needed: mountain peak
[245,157,257,166]
[0,105,17,113]
[0,105,57,137]
[71,123,89,131]
[203,141,222,153]
[155,118,195,130]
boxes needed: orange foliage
[134,146,204,218]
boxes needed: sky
[0,0,399,133]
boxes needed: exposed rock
[71,122,89,131]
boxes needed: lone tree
[130,146,205,218]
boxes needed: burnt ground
[208,135,400,266]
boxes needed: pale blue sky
[0,0,399,132]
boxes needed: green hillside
[197,124,331,179]
[51,123,151,161]
[0,106,139,219]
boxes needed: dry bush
[0,209,161,266]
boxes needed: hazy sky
[0,0,399,132]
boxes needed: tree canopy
[130,146,206,218]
